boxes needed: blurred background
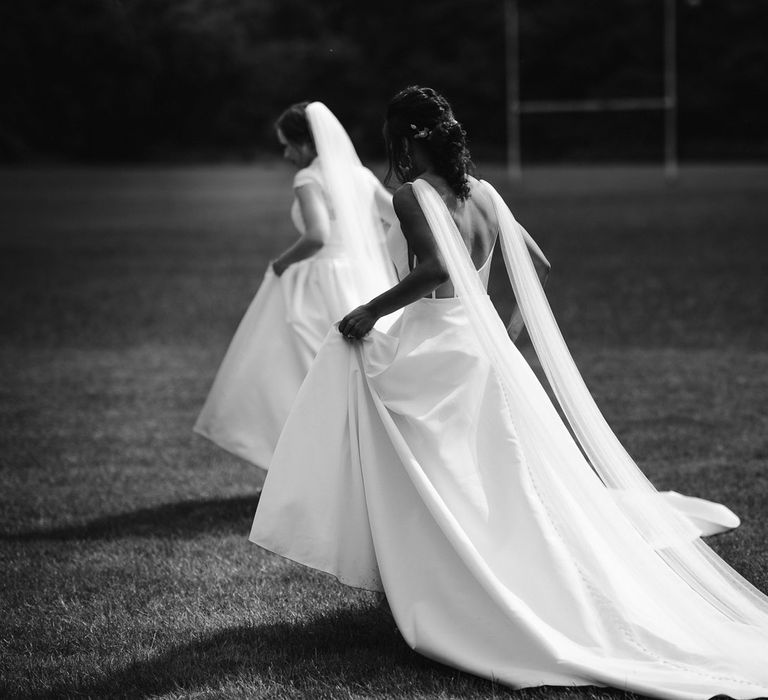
[3,4,768,697]
[1,0,767,165]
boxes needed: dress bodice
[290,159,387,261]
[290,158,335,236]
[385,218,494,295]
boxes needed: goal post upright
[505,0,522,180]
[664,0,679,180]
[506,0,680,181]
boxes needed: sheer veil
[305,102,396,315]
[411,178,768,646]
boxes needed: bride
[194,102,395,468]
[250,86,767,698]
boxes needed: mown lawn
[1,164,767,699]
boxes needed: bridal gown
[250,187,767,698]
[194,158,384,468]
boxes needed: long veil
[411,178,768,648]
[305,103,397,316]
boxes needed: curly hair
[275,101,314,147]
[384,86,473,200]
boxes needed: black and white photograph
[2,1,768,698]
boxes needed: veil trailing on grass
[306,102,396,314]
[411,178,768,635]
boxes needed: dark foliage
[1,0,766,162]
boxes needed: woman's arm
[272,183,329,276]
[338,183,448,339]
[373,180,397,230]
[506,224,551,341]
[519,224,551,286]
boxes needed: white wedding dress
[250,179,768,699]
[194,100,398,468]
[194,158,368,466]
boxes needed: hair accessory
[409,123,431,139]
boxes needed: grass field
[1,163,767,699]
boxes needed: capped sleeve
[293,166,323,189]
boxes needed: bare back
[416,174,498,297]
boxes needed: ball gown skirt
[250,296,768,699]
[194,244,359,468]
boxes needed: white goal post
[505,0,678,179]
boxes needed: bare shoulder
[392,182,420,219]
[466,177,496,223]
[393,181,415,203]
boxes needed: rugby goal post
[505,0,678,180]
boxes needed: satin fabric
[251,297,767,698]
[384,211,736,538]
[194,251,359,468]
[194,100,400,467]
[195,150,386,466]
[250,174,766,696]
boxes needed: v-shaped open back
[386,218,496,298]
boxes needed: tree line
[1,0,765,162]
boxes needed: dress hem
[248,538,385,594]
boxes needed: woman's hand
[338,304,378,341]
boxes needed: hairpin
[409,123,431,139]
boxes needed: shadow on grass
[26,605,457,699]
[21,603,650,700]
[1,494,260,542]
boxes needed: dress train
[251,298,767,699]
